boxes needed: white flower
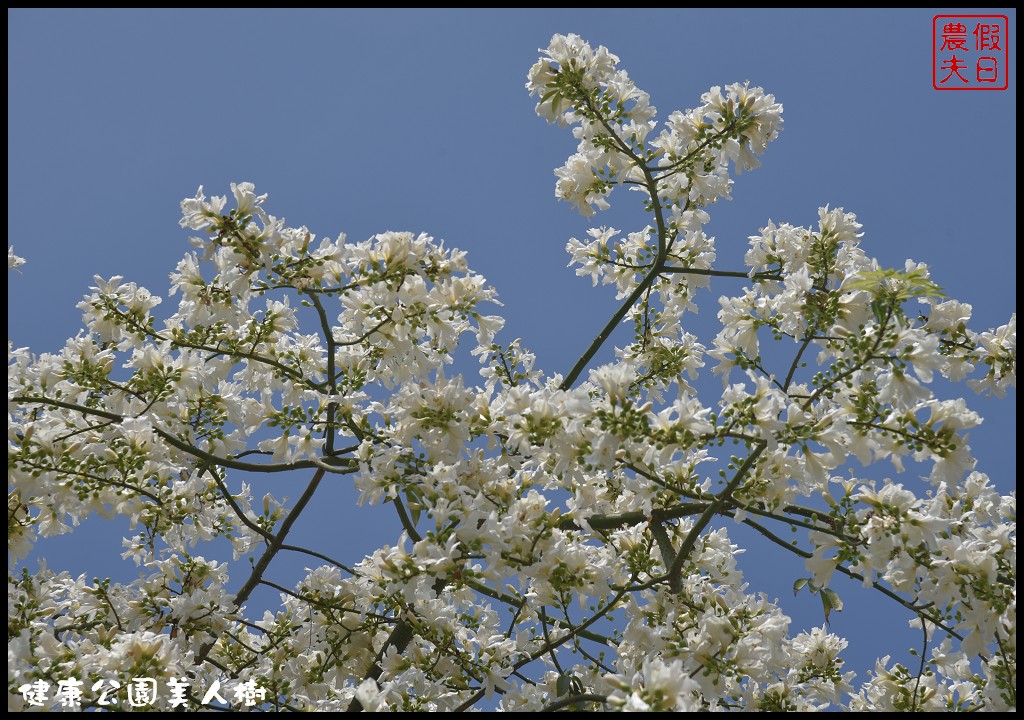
[590,362,636,404]
[9,245,26,270]
[607,658,700,711]
[354,679,386,712]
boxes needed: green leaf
[820,587,844,624]
[540,88,560,105]
[846,267,947,303]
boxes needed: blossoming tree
[8,34,1016,711]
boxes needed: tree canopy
[8,33,1016,712]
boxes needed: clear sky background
[8,8,1016,696]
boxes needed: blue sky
[8,8,1017,695]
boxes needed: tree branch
[541,693,609,711]
[667,441,767,592]
[13,395,356,474]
